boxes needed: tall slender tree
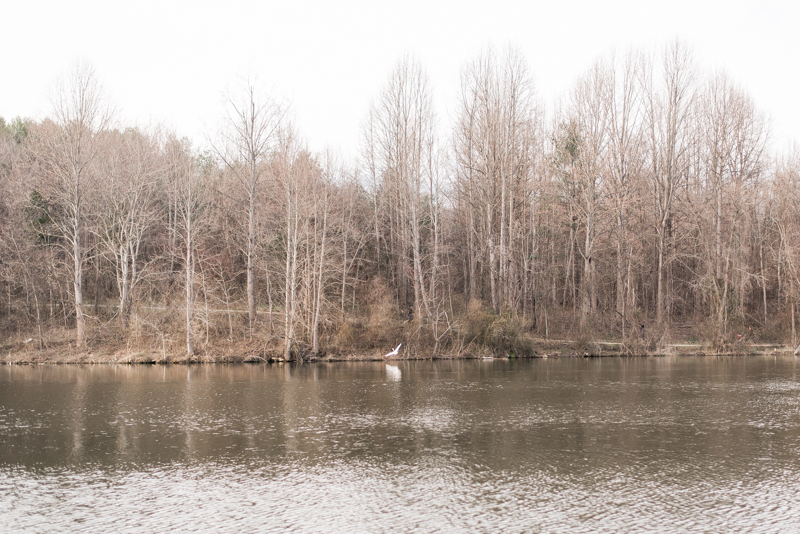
[367,56,439,320]
[168,136,208,356]
[641,41,697,324]
[214,79,283,335]
[34,61,111,347]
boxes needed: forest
[1,41,799,361]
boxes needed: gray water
[2,357,800,533]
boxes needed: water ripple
[2,358,800,532]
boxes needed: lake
[2,357,800,532]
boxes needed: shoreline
[2,341,792,365]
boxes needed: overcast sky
[2,0,798,159]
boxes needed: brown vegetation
[1,42,799,364]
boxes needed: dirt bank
[2,337,791,365]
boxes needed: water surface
[2,357,800,532]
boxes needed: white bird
[385,343,402,358]
[22,338,33,344]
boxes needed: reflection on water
[1,357,800,532]
[385,363,402,381]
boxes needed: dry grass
[2,292,794,364]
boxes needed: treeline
[2,42,800,359]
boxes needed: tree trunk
[73,223,85,347]
[185,226,194,357]
[247,190,256,334]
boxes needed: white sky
[2,0,798,159]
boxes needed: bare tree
[772,148,800,344]
[335,169,370,316]
[273,126,303,360]
[641,41,697,325]
[367,56,438,321]
[33,61,112,347]
[96,127,163,326]
[306,155,336,355]
[453,47,539,314]
[167,136,209,356]
[213,79,283,335]
[601,50,644,334]
[697,71,769,336]
[565,61,610,329]
[0,121,53,347]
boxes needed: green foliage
[195,149,217,177]
[551,119,581,170]
[10,118,28,143]
[27,190,57,245]
[0,116,30,143]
